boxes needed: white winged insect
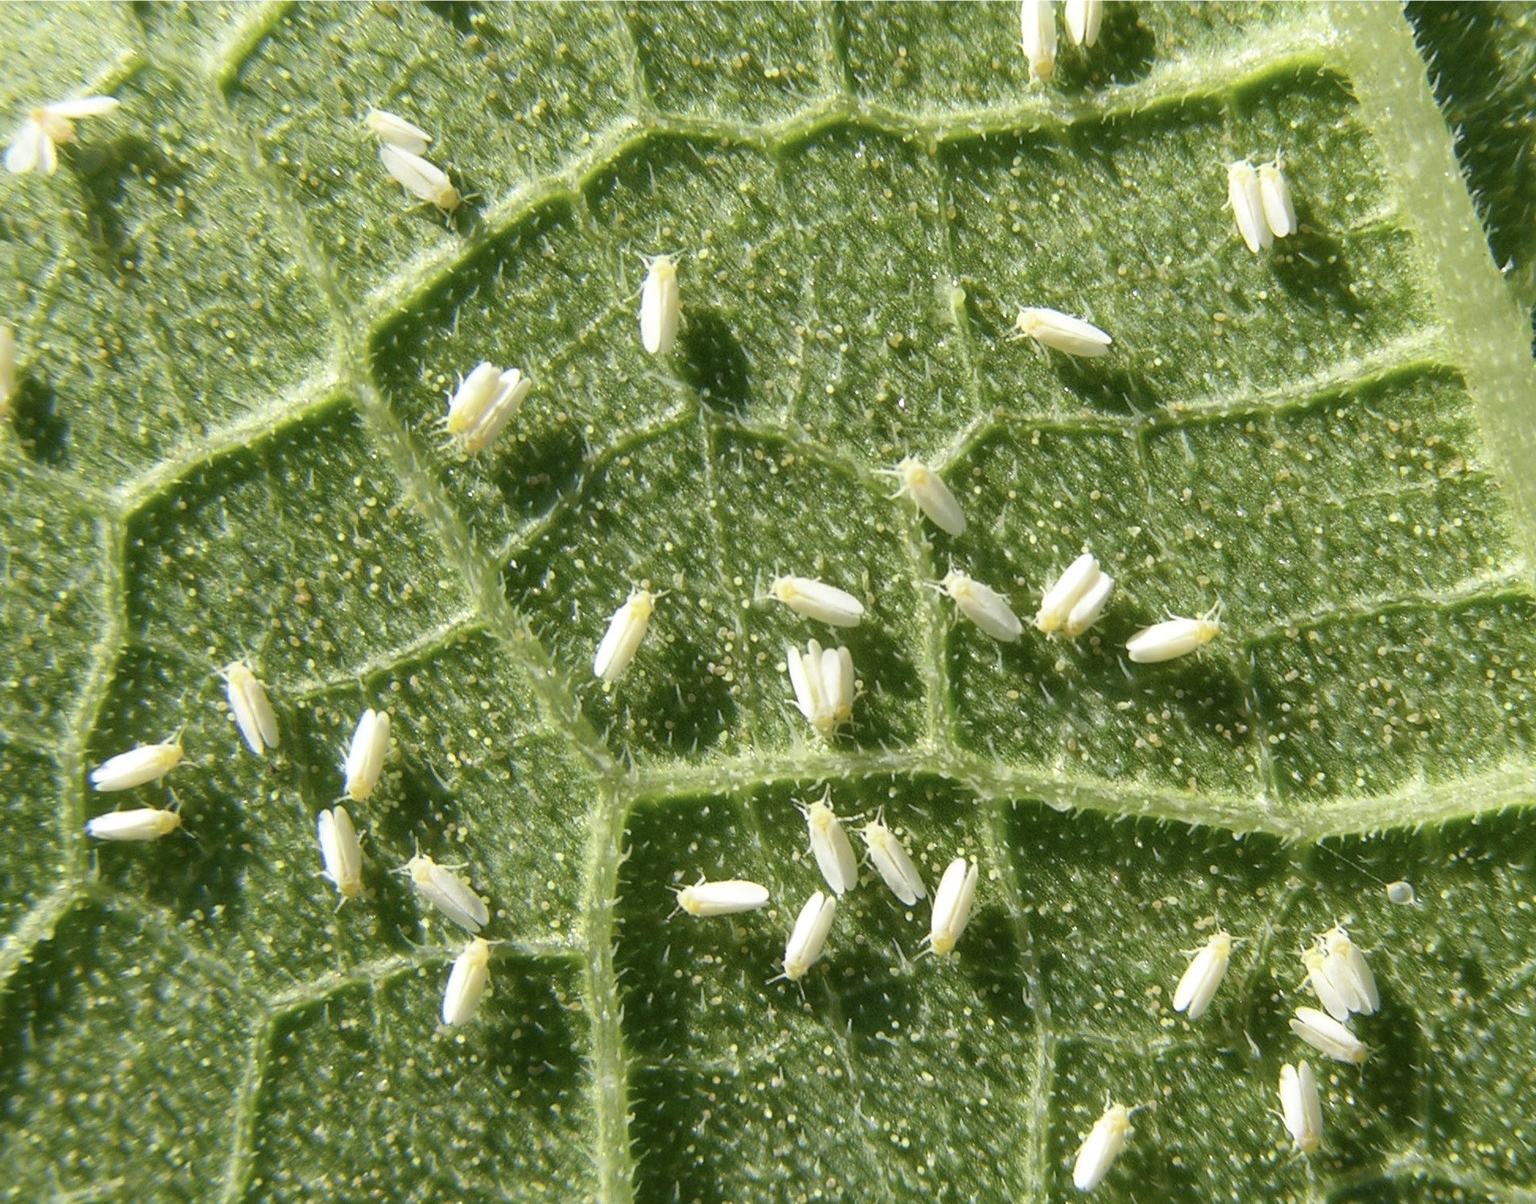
[593,588,659,684]
[924,856,979,956]
[785,639,854,737]
[364,107,432,155]
[1020,0,1058,83]
[1125,603,1223,664]
[89,735,184,792]
[1036,552,1115,638]
[799,790,858,895]
[940,570,1023,642]
[441,936,494,1026]
[5,95,119,176]
[317,805,363,902]
[221,661,279,755]
[639,252,681,355]
[858,813,926,906]
[343,708,391,801]
[884,456,967,536]
[380,143,460,212]
[672,878,770,917]
[1319,925,1379,1015]
[1278,1061,1322,1154]
[1301,944,1356,1022]
[1227,159,1271,253]
[440,363,529,456]
[1014,306,1113,358]
[1289,1006,1369,1065]
[1064,0,1103,47]
[1072,1102,1132,1192]
[769,575,865,627]
[1258,154,1297,239]
[1172,930,1234,1021]
[85,805,183,842]
[772,891,837,984]
[405,851,489,934]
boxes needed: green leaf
[4,4,1535,1203]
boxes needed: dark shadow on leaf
[479,951,587,1090]
[833,625,925,751]
[68,132,189,267]
[677,307,751,416]
[443,175,486,239]
[1054,356,1163,417]
[8,372,69,466]
[628,1065,729,1204]
[1053,2,1156,90]
[1270,224,1364,319]
[139,782,255,924]
[612,626,739,757]
[1353,988,1428,1142]
[1407,2,1536,284]
[480,421,588,525]
[0,898,89,1097]
[370,197,574,396]
[422,0,478,35]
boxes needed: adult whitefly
[365,107,432,155]
[380,143,460,211]
[1072,1103,1131,1192]
[1064,0,1102,47]
[1172,930,1234,1021]
[672,878,771,917]
[940,570,1023,642]
[1125,604,1223,664]
[1227,159,1271,253]
[86,806,183,841]
[886,457,966,536]
[785,639,855,737]
[5,95,119,176]
[1289,1006,1369,1065]
[925,856,979,956]
[799,791,858,895]
[1320,926,1379,1015]
[317,805,363,901]
[1014,307,1113,358]
[221,661,278,755]
[441,363,530,456]
[1301,944,1354,1023]
[1020,0,1058,82]
[859,814,926,906]
[441,937,494,1026]
[1036,553,1101,634]
[1278,1062,1322,1154]
[343,708,391,801]
[774,890,837,983]
[593,588,658,684]
[1258,155,1297,239]
[406,852,489,934]
[1063,571,1115,639]
[90,737,185,792]
[770,575,864,627]
[639,253,681,355]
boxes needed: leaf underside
[3,4,1535,1204]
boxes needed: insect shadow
[1269,224,1365,319]
[8,372,69,466]
[68,132,189,265]
[1052,1,1157,89]
[677,306,752,417]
